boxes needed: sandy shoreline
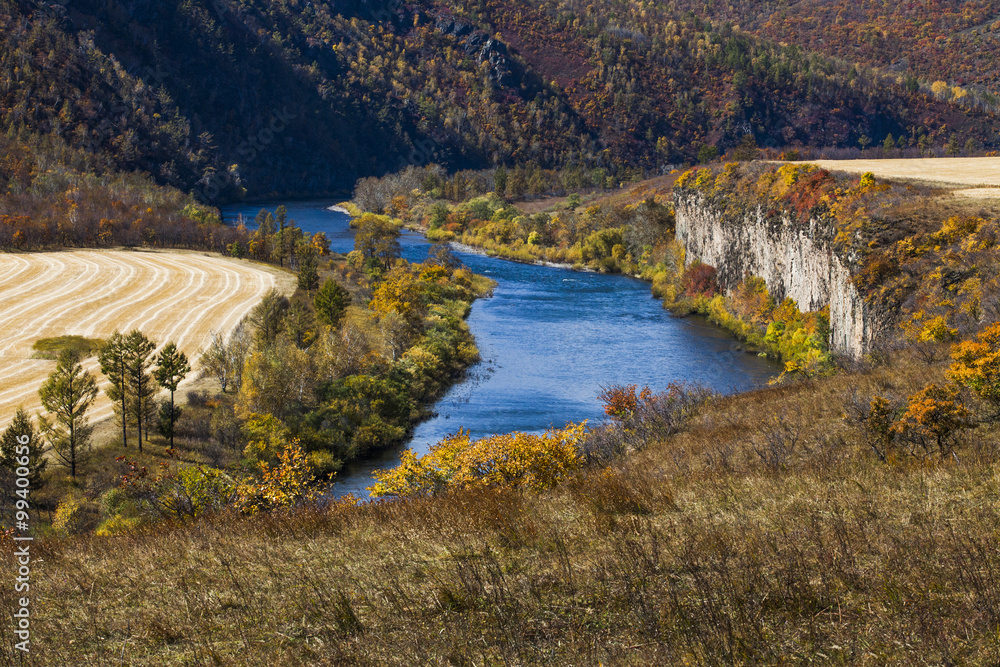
[447,241,595,272]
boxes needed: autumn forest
[4,0,1000,662]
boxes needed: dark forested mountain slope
[2,0,998,202]
[655,0,1000,104]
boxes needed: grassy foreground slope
[2,343,999,665]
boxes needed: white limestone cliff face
[674,194,886,357]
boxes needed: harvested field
[795,157,1000,192]
[0,250,294,430]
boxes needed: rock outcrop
[674,193,888,357]
[435,17,516,88]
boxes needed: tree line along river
[221,200,778,496]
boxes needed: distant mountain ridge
[2,0,997,202]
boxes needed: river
[221,200,779,496]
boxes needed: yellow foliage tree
[948,322,1000,408]
[369,266,426,328]
[917,316,958,343]
[891,384,972,457]
[237,440,322,514]
[52,492,87,536]
[241,413,290,465]
[369,423,587,497]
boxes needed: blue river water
[222,201,779,496]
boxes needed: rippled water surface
[223,201,779,495]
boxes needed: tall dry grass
[2,345,999,665]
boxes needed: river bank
[443,239,592,272]
[349,174,835,375]
[222,200,780,496]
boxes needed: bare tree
[201,320,253,393]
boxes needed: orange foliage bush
[948,322,1000,407]
[598,384,652,421]
[891,384,972,457]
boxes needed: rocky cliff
[674,193,888,357]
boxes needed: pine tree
[275,205,292,266]
[494,164,508,197]
[38,350,98,479]
[315,278,351,328]
[255,209,276,236]
[153,342,190,449]
[125,330,156,451]
[882,134,895,154]
[275,205,288,234]
[254,210,276,262]
[0,408,47,495]
[98,330,130,448]
[248,289,289,345]
[286,300,316,349]
[298,245,320,292]
[946,134,961,156]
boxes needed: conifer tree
[125,330,156,450]
[494,164,508,197]
[0,408,47,495]
[248,289,289,345]
[38,351,98,479]
[297,245,320,292]
[315,278,351,328]
[275,205,288,234]
[275,205,292,267]
[153,342,190,449]
[98,330,130,448]
[255,209,276,236]
[286,300,316,349]
[882,134,896,154]
[253,210,276,262]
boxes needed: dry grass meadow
[0,250,294,429]
[3,344,999,665]
[796,157,1000,194]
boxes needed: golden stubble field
[0,250,294,430]
[796,156,1000,195]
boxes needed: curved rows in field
[0,250,293,430]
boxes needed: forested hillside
[661,0,1000,107]
[2,0,998,202]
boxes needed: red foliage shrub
[784,170,835,221]
[683,262,720,297]
[598,384,652,421]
